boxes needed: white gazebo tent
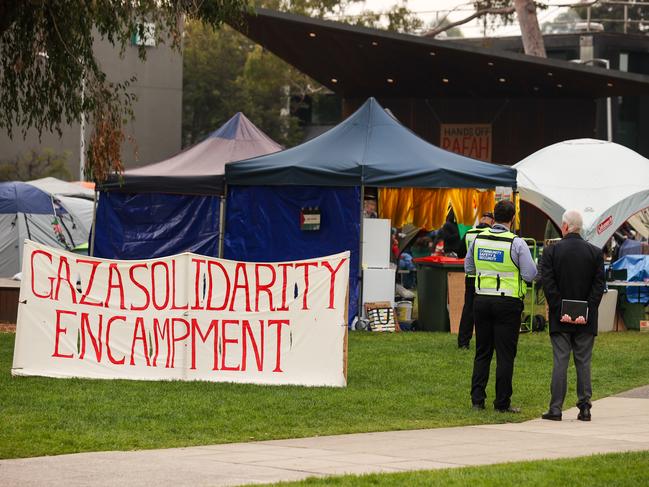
[515,139,649,248]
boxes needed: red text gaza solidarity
[28,249,347,373]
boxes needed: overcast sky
[342,1,569,37]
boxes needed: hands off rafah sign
[440,124,492,162]
[12,241,349,387]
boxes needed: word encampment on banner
[12,241,349,387]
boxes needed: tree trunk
[0,0,20,36]
[514,0,547,58]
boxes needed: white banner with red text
[12,241,349,387]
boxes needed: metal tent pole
[89,189,98,256]
[358,185,365,325]
[218,185,228,258]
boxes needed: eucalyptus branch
[424,6,516,37]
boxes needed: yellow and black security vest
[473,229,526,299]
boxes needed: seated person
[411,236,433,259]
[434,210,461,256]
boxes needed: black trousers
[471,295,523,410]
[458,276,475,348]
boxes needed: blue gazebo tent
[224,98,517,322]
[94,112,282,260]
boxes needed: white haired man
[540,209,605,421]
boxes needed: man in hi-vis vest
[464,200,537,413]
[457,211,494,349]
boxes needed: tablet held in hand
[560,300,588,324]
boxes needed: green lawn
[270,451,649,486]
[1,331,649,459]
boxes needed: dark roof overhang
[233,9,649,99]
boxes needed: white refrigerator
[361,218,395,315]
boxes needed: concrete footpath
[3,387,649,487]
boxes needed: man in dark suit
[540,209,606,422]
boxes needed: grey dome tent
[0,182,88,277]
[223,98,517,322]
[94,112,282,259]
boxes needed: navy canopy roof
[101,112,282,195]
[226,98,517,188]
[0,182,56,215]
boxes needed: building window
[131,22,156,47]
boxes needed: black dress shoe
[577,408,591,422]
[541,412,562,421]
[472,403,485,410]
[495,406,521,413]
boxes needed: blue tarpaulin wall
[94,192,220,259]
[224,185,361,323]
[612,255,649,304]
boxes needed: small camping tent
[224,98,517,321]
[515,139,649,248]
[95,112,282,259]
[27,177,94,236]
[0,182,88,277]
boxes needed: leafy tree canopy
[0,149,72,182]
[182,1,423,147]
[0,0,251,182]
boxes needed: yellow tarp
[449,189,476,226]
[475,190,496,222]
[379,188,496,231]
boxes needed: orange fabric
[394,188,414,228]
[76,181,95,189]
[378,187,398,221]
[379,188,500,231]
[449,188,477,226]
[412,189,451,230]
[475,190,495,222]
[411,189,433,230]
[514,191,521,231]
[379,188,413,228]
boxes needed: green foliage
[2,331,649,459]
[270,0,363,19]
[181,24,252,146]
[0,0,251,181]
[465,1,549,32]
[182,1,423,147]
[383,4,424,33]
[182,22,307,148]
[239,46,306,147]
[473,0,517,30]
[574,2,649,33]
[0,149,72,182]
[273,451,649,486]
